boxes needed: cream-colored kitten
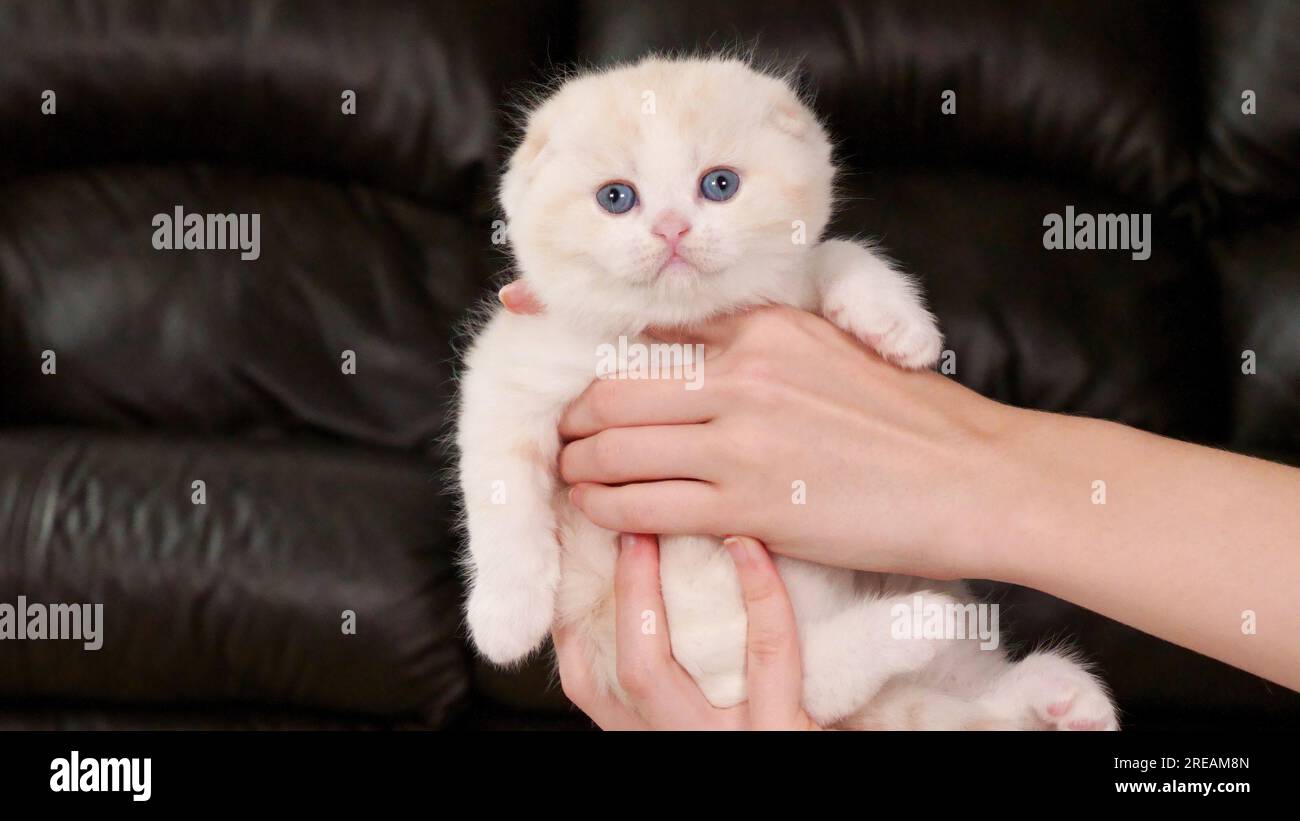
[458,56,1117,730]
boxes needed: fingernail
[620,533,637,551]
[723,536,750,565]
[568,486,580,505]
[499,282,526,312]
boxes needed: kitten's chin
[637,282,755,327]
[606,258,795,328]
[551,277,734,330]
[659,256,694,275]
[653,261,704,292]
[531,254,793,331]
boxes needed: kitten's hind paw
[1034,678,1119,731]
[1016,653,1119,731]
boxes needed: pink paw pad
[1023,667,1118,731]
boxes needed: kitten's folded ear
[769,101,812,139]
[499,106,554,222]
[512,122,550,169]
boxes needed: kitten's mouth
[655,251,697,278]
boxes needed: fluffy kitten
[457,56,1118,730]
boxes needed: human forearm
[983,410,1300,690]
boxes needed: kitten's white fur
[457,56,1117,730]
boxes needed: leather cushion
[0,165,488,450]
[1197,0,1300,218]
[577,0,1202,210]
[0,430,469,726]
[0,0,559,209]
[833,169,1227,441]
[1211,212,1300,453]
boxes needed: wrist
[975,408,1126,588]
[951,403,1067,585]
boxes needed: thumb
[498,280,544,315]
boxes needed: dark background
[0,0,1296,730]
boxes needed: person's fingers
[613,533,726,729]
[552,622,648,730]
[559,425,721,485]
[498,280,544,315]
[569,481,721,535]
[558,378,718,441]
[724,536,811,730]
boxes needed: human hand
[500,278,1020,579]
[552,533,820,730]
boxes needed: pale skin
[501,281,1300,728]
[555,532,819,730]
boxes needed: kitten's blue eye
[596,182,637,214]
[700,168,740,202]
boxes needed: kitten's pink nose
[651,211,692,251]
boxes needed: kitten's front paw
[822,275,943,370]
[1018,654,1119,731]
[466,576,556,666]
